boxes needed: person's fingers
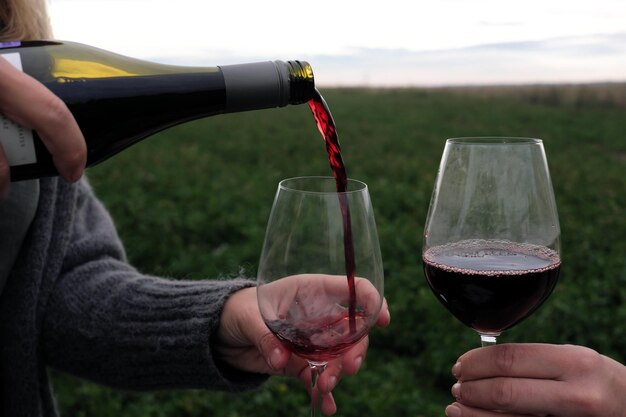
[36,95,86,182]
[255,329,291,373]
[452,378,563,416]
[455,344,586,382]
[340,335,368,377]
[321,391,337,415]
[315,359,342,393]
[0,57,86,182]
[452,346,619,417]
[297,365,338,416]
[312,333,370,394]
[254,277,386,416]
[216,286,289,375]
[321,298,385,388]
[0,145,9,200]
[445,402,533,417]
[376,298,391,328]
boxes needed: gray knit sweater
[0,177,266,416]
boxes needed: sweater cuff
[108,276,263,391]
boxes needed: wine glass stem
[480,334,498,347]
[309,360,327,417]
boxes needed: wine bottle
[0,40,315,181]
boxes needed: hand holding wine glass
[259,274,384,359]
[422,137,561,346]
[445,343,626,417]
[215,284,390,415]
[257,176,385,416]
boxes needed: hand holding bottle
[1,40,313,181]
[0,55,86,199]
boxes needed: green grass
[52,87,626,416]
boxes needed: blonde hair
[0,0,52,40]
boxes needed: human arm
[446,343,626,417]
[0,56,85,199]
[40,179,267,391]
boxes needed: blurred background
[46,0,625,416]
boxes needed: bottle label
[0,52,37,166]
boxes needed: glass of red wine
[257,176,384,416]
[422,137,561,347]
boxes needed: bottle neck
[285,60,315,105]
[219,60,315,113]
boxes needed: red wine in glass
[423,239,561,335]
[308,89,357,333]
[266,311,371,362]
[422,137,562,346]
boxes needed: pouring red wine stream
[308,89,357,334]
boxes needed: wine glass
[257,176,384,416]
[422,137,561,346]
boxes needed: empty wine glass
[257,176,384,416]
[422,137,561,346]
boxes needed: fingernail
[445,403,462,417]
[452,361,461,378]
[61,168,82,183]
[354,356,363,370]
[71,168,83,182]
[451,382,461,400]
[269,347,282,370]
[328,375,337,391]
[68,163,85,182]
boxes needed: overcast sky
[49,0,626,86]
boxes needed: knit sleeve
[40,180,267,392]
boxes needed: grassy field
[52,86,626,416]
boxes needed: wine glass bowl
[258,273,382,362]
[257,176,384,414]
[422,137,561,346]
